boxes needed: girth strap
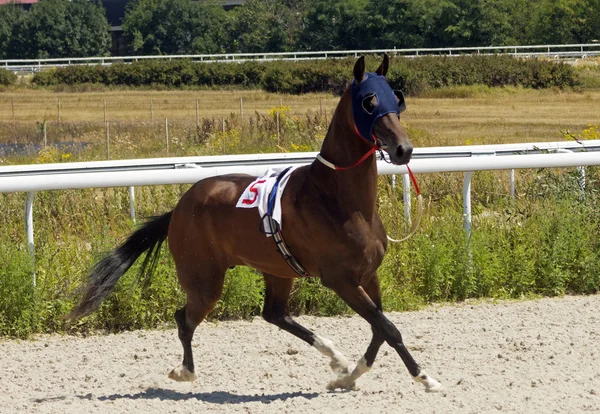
[265,215,311,277]
[260,167,310,277]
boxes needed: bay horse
[69,55,442,393]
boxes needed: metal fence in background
[2,43,600,73]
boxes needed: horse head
[352,55,413,165]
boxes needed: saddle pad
[236,166,300,236]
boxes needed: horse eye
[394,90,407,113]
[361,94,377,115]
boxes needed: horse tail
[68,211,173,320]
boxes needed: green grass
[3,165,598,338]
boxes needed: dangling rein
[386,165,423,243]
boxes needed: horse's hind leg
[169,267,225,382]
[262,274,351,379]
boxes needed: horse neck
[311,89,379,218]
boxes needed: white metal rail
[2,43,599,73]
[2,141,599,283]
[2,140,598,178]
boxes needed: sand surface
[1,295,599,414]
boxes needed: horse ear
[353,56,365,84]
[376,54,389,77]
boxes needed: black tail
[68,211,173,320]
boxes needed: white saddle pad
[236,166,299,236]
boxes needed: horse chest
[344,222,386,272]
[308,214,386,277]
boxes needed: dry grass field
[1,87,599,150]
[409,88,600,146]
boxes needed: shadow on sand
[85,388,320,405]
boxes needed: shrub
[0,68,17,86]
[32,55,579,94]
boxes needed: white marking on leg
[413,370,443,393]
[168,365,198,382]
[313,334,349,374]
[350,355,370,380]
[327,355,371,391]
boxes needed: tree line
[1,0,599,59]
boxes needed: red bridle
[316,124,420,196]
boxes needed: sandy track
[1,295,599,414]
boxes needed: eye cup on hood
[361,93,378,115]
[394,90,407,113]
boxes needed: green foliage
[0,3,26,59]
[378,169,600,304]
[228,0,300,53]
[122,0,229,55]
[297,0,600,50]
[296,0,370,50]
[575,63,600,89]
[289,278,350,316]
[2,0,110,59]
[1,0,600,59]
[0,241,36,338]
[32,55,579,93]
[213,267,264,319]
[525,0,600,44]
[0,68,17,86]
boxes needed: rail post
[25,192,36,285]
[105,121,110,159]
[165,118,169,155]
[463,171,473,237]
[510,169,515,199]
[129,186,136,223]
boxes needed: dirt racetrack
[1,295,599,414]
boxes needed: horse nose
[396,144,413,163]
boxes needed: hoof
[168,365,197,382]
[414,371,443,393]
[326,376,357,391]
[326,364,357,391]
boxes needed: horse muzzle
[385,142,413,165]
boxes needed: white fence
[2,140,600,283]
[2,43,600,73]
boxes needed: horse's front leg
[262,273,351,376]
[324,274,443,393]
[326,275,384,390]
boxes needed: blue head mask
[351,73,406,143]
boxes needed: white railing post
[25,191,36,286]
[463,171,474,273]
[463,172,473,238]
[129,186,136,223]
[510,169,515,199]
